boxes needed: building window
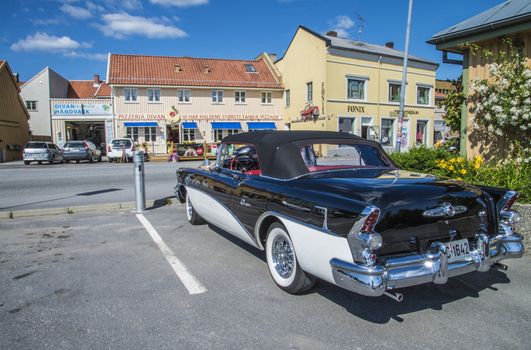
[235,91,246,103]
[125,88,138,102]
[145,127,157,142]
[244,64,256,72]
[347,78,366,100]
[178,89,190,102]
[416,120,428,145]
[380,118,395,146]
[213,129,223,142]
[212,90,223,103]
[261,91,272,104]
[126,127,139,141]
[306,82,313,102]
[25,100,37,111]
[147,88,160,102]
[213,129,239,142]
[388,83,401,103]
[182,129,194,142]
[285,89,290,107]
[417,86,431,105]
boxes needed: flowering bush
[470,39,531,162]
[436,155,483,181]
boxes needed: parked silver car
[62,141,102,163]
[23,141,63,165]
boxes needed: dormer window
[245,64,256,73]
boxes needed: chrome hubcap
[186,195,193,218]
[272,234,294,278]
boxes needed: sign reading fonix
[53,103,112,116]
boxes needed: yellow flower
[461,169,467,175]
[473,163,480,170]
[449,165,454,171]
[450,158,456,163]
[457,157,464,163]
[456,177,463,181]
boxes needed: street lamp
[396,0,413,152]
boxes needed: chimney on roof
[13,73,19,83]
[385,41,394,49]
[326,31,337,37]
[203,66,211,73]
[93,74,100,87]
[175,64,182,72]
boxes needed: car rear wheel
[24,161,30,165]
[265,222,316,294]
[76,160,80,164]
[185,193,205,225]
[49,156,55,165]
[98,155,102,162]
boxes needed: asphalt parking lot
[1,204,530,350]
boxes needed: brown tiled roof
[108,54,283,89]
[67,80,111,98]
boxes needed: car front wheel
[265,222,316,294]
[185,192,205,225]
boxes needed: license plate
[445,238,471,262]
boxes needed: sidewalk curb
[0,200,176,220]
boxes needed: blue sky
[0,0,503,82]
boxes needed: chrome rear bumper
[330,232,524,297]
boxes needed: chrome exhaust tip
[384,291,403,302]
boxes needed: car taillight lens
[83,143,89,150]
[503,193,518,211]
[360,209,380,233]
[108,145,112,152]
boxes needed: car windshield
[64,142,84,148]
[25,142,47,149]
[112,139,132,148]
[300,143,393,173]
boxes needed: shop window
[126,127,139,141]
[178,89,190,102]
[235,91,246,103]
[285,89,290,107]
[261,91,272,104]
[417,86,430,105]
[416,120,428,145]
[388,83,401,103]
[213,129,239,143]
[125,88,138,102]
[212,90,223,103]
[148,89,160,102]
[306,82,313,102]
[380,118,395,146]
[25,100,37,111]
[145,127,157,142]
[183,129,195,142]
[347,78,366,100]
[213,129,223,142]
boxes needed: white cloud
[60,4,92,19]
[10,32,91,52]
[329,15,355,38]
[122,0,143,10]
[96,13,187,39]
[86,2,106,13]
[30,18,62,25]
[63,51,107,61]
[149,0,208,7]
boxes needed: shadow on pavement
[148,196,177,210]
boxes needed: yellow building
[0,60,30,162]
[275,26,438,152]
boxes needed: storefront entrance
[65,121,105,147]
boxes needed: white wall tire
[185,192,205,225]
[265,222,316,294]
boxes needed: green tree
[442,76,466,135]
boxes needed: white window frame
[379,117,396,146]
[306,82,313,102]
[126,126,139,141]
[387,82,402,104]
[285,89,290,107]
[144,126,157,142]
[182,129,195,142]
[25,100,38,111]
[212,90,224,104]
[416,85,432,106]
[147,88,160,103]
[124,88,138,102]
[415,119,430,146]
[178,89,191,103]
[346,76,368,101]
[261,91,272,104]
[235,91,246,104]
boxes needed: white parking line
[136,213,207,295]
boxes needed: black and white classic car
[176,131,524,301]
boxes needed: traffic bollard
[134,151,146,212]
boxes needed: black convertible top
[222,131,393,179]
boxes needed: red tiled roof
[67,80,111,98]
[108,54,282,89]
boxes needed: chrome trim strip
[423,202,467,218]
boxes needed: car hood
[294,169,489,255]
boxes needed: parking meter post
[133,151,146,212]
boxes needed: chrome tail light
[347,206,383,265]
[499,191,520,230]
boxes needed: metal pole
[396,0,413,153]
[134,150,146,212]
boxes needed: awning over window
[124,122,158,127]
[247,122,277,130]
[211,122,242,130]
[181,122,198,129]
